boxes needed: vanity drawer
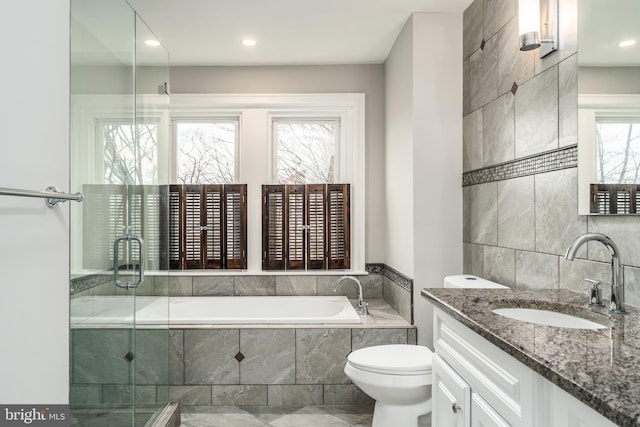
[434,309,536,427]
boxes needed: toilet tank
[443,275,508,289]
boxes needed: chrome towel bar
[0,186,84,208]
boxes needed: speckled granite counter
[422,288,640,427]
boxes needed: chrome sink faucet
[565,233,625,314]
[333,275,369,315]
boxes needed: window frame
[76,93,365,273]
[170,94,365,273]
[578,94,640,213]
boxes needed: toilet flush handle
[452,403,462,414]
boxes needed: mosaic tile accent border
[70,274,111,294]
[73,266,411,295]
[367,263,413,292]
[463,145,577,186]
[365,263,384,275]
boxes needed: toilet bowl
[345,344,432,427]
[344,275,508,427]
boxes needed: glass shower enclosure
[69,0,171,425]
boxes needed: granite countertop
[422,288,640,427]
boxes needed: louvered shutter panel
[168,184,247,270]
[286,185,306,270]
[184,185,204,269]
[157,185,170,271]
[203,185,223,269]
[262,183,350,271]
[142,187,163,270]
[128,186,143,268]
[168,185,184,269]
[82,184,126,270]
[327,184,350,269]
[224,184,247,269]
[262,185,286,270]
[306,184,326,270]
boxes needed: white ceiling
[579,0,640,66]
[126,0,474,66]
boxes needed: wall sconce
[518,0,558,57]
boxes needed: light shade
[518,0,541,51]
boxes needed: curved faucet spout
[565,233,625,313]
[333,275,369,315]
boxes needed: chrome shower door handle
[113,234,145,289]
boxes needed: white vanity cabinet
[433,353,470,427]
[433,308,618,427]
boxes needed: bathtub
[71,295,362,327]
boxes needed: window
[596,118,640,184]
[169,184,247,269]
[100,121,159,185]
[273,119,339,184]
[174,120,238,184]
[262,184,350,270]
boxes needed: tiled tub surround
[70,298,416,409]
[422,287,640,426]
[462,0,640,311]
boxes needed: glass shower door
[69,1,170,425]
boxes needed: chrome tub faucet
[565,233,625,314]
[333,275,369,315]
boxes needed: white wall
[384,18,415,276]
[0,0,70,403]
[384,13,463,348]
[412,13,463,349]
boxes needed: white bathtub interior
[71,295,362,326]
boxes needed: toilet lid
[347,344,433,375]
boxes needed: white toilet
[344,275,508,427]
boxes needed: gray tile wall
[71,326,415,408]
[462,0,640,308]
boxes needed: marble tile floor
[180,405,373,427]
[180,405,432,427]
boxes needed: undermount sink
[492,307,609,330]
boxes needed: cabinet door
[471,394,511,427]
[433,354,471,427]
[545,378,618,427]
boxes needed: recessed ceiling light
[242,39,257,47]
[145,39,161,47]
[618,39,637,47]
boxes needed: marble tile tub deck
[422,287,640,426]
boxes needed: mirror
[577,0,640,214]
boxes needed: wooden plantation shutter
[224,184,247,269]
[128,185,168,271]
[169,184,247,270]
[307,184,326,270]
[262,185,286,270]
[327,184,350,269]
[82,184,126,270]
[287,185,306,270]
[83,184,169,271]
[168,185,183,270]
[262,184,350,270]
